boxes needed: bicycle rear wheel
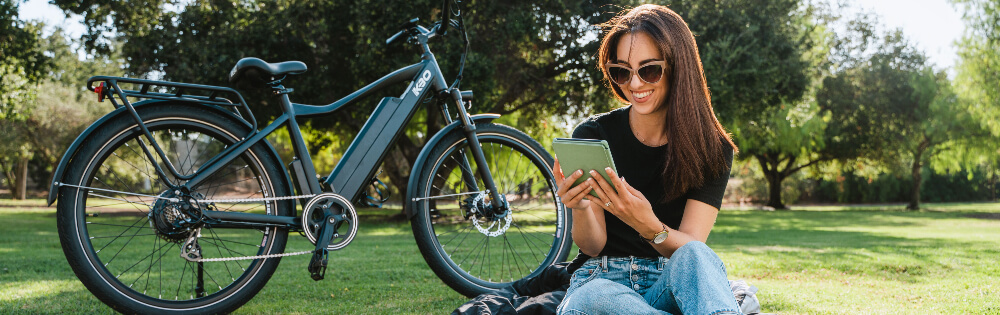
[56,104,292,314]
[410,123,572,297]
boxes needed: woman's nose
[629,73,644,89]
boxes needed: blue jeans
[557,241,741,315]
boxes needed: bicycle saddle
[229,57,308,84]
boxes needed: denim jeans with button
[557,241,741,315]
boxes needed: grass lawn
[1,199,999,314]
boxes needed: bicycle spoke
[511,222,549,259]
[129,241,175,289]
[502,233,526,280]
[93,216,151,253]
[204,229,237,281]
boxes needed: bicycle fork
[446,88,507,216]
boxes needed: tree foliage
[952,0,1000,135]
[655,0,829,209]
[948,0,1000,185]
[0,0,49,199]
[817,19,969,210]
[666,0,817,125]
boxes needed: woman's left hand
[585,168,662,237]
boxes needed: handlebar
[385,30,406,46]
[384,0,468,91]
[386,0,455,46]
[386,18,421,46]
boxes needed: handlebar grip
[437,0,450,36]
[386,30,406,45]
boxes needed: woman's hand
[586,168,662,237]
[553,157,594,210]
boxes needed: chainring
[301,193,358,250]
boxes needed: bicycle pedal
[308,249,329,281]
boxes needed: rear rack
[87,76,258,130]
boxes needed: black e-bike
[49,1,572,313]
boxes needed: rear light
[95,82,106,102]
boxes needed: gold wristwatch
[641,223,669,244]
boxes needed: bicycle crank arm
[307,213,338,280]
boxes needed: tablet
[552,138,619,196]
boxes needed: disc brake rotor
[469,192,511,237]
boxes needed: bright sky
[18,0,966,71]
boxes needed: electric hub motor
[149,192,203,242]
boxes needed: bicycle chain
[194,194,317,204]
[193,250,316,262]
[56,182,317,204]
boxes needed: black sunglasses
[605,61,667,85]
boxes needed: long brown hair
[598,5,737,202]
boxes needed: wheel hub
[464,192,511,237]
[150,191,203,242]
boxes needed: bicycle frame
[98,33,503,230]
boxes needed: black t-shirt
[570,106,733,258]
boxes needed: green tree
[0,0,49,199]
[655,0,830,209]
[950,0,1000,190]
[20,30,123,188]
[0,64,36,200]
[952,0,1000,135]
[900,69,972,210]
[818,23,967,210]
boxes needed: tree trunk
[765,173,786,210]
[907,141,929,211]
[991,169,997,202]
[14,156,28,200]
[907,157,922,210]
[757,155,787,210]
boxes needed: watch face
[653,233,668,244]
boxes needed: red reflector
[95,82,105,102]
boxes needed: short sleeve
[571,117,603,140]
[685,144,734,210]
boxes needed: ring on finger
[604,201,612,207]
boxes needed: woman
[554,4,740,315]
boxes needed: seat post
[269,78,322,195]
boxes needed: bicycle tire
[56,103,292,314]
[410,123,572,297]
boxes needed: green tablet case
[552,138,619,196]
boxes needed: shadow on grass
[712,210,999,283]
[0,213,468,313]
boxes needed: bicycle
[48,1,572,313]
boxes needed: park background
[2,0,999,313]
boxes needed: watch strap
[641,223,668,244]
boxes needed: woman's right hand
[553,157,594,210]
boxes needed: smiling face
[612,32,669,115]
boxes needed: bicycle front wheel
[410,123,572,297]
[56,104,292,314]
